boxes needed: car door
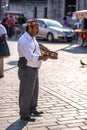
[37,20,48,38]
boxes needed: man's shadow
[5,119,28,130]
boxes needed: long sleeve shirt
[17,32,42,68]
[0,24,7,36]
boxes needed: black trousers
[18,66,39,117]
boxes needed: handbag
[0,37,10,58]
[18,57,27,68]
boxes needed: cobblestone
[0,40,87,130]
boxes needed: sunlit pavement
[0,39,87,130]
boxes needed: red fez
[26,19,38,26]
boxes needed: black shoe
[31,111,43,116]
[20,116,36,121]
[0,75,4,78]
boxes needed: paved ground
[0,39,87,130]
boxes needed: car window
[38,20,46,28]
[46,20,63,27]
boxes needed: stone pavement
[0,40,87,130]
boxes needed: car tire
[47,33,54,42]
[78,36,84,47]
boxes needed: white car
[36,18,75,42]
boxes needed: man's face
[32,24,39,36]
[27,24,39,37]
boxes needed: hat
[26,19,38,26]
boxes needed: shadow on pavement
[52,43,87,54]
[37,39,68,44]
[4,66,17,72]
[4,60,18,72]
[7,61,17,66]
[62,45,87,54]
[37,39,87,54]
[5,119,28,130]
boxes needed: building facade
[8,0,87,24]
[0,0,9,19]
[9,0,48,19]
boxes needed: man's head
[26,19,39,37]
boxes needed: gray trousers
[18,66,39,117]
[0,58,4,76]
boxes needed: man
[18,19,48,121]
[0,24,7,78]
[6,15,13,38]
[1,14,8,32]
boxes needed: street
[0,39,87,130]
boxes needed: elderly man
[0,24,7,78]
[18,19,48,121]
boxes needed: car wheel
[78,36,84,46]
[47,33,54,42]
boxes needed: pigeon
[80,60,87,66]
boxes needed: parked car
[36,18,75,42]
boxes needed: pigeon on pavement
[80,60,87,66]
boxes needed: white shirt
[78,19,84,29]
[0,24,7,36]
[18,32,42,68]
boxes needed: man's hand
[1,34,7,40]
[38,55,49,61]
[42,55,49,61]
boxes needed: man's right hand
[38,55,49,61]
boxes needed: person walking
[6,15,14,38]
[0,24,7,78]
[17,19,48,121]
[63,16,68,27]
[1,14,8,33]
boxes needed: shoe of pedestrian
[0,75,4,78]
[20,116,36,121]
[31,110,43,116]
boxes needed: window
[38,20,46,28]
[34,7,37,18]
[44,7,47,18]
[65,0,76,16]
